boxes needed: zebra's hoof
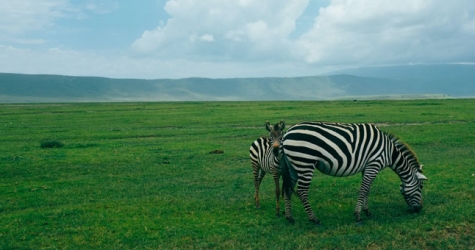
[287,217,295,224]
[355,221,364,226]
[311,219,321,226]
[363,209,372,218]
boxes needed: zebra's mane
[387,133,423,173]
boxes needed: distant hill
[1,64,474,102]
[330,64,475,97]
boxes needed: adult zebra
[250,121,285,217]
[278,121,428,225]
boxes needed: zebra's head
[265,120,285,155]
[389,134,428,212]
[400,165,428,213]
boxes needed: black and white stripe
[279,121,428,224]
[249,121,285,217]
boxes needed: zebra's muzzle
[272,142,280,155]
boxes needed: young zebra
[250,120,285,217]
[279,121,428,225]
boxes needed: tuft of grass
[40,139,64,149]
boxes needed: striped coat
[249,121,285,216]
[280,121,428,224]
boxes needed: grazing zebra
[250,121,285,216]
[279,121,428,225]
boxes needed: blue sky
[0,0,474,79]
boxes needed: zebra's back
[282,121,391,177]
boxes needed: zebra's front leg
[273,173,281,217]
[354,198,372,225]
[363,198,372,218]
[253,169,264,209]
[296,188,320,225]
[354,170,378,224]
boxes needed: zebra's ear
[416,172,428,181]
[279,120,285,131]
[265,121,272,132]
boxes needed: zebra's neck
[389,138,421,185]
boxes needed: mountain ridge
[1,64,474,102]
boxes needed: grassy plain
[1,99,474,249]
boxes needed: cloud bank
[0,0,474,78]
[132,0,475,65]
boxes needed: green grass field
[1,99,474,249]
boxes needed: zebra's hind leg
[296,188,320,225]
[283,186,294,223]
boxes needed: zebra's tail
[280,150,297,198]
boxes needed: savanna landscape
[1,99,474,249]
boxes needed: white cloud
[132,0,475,74]
[0,0,70,34]
[298,0,475,66]
[0,43,328,79]
[199,34,215,42]
[84,0,119,14]
[131,0,309,61]
[0,0,118,46]
[1,0,475,79]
